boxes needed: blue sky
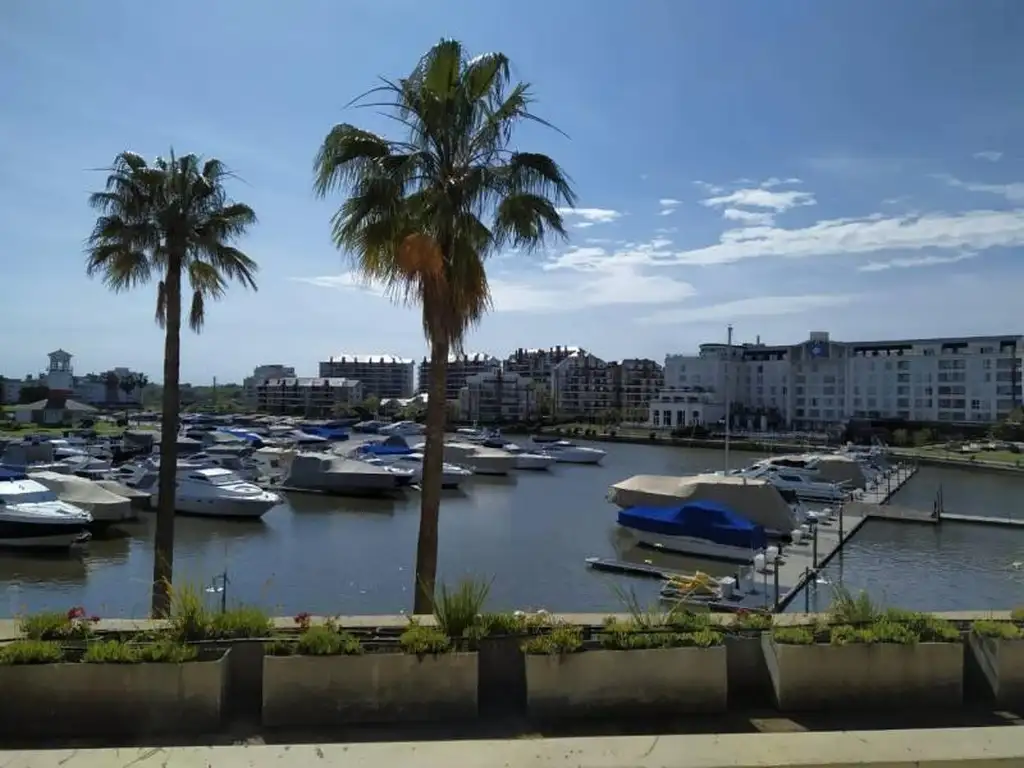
[2,0,1022,384]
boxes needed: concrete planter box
[725,634,773,706]
[0,651,228,738]
[969,631,1024,706]
[762,634,963,711]
[262,651,478,726]
[525,646,727,718]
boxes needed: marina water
[2,444,1023,617]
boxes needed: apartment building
[458,370,537,423]
[616,358,665,418]
[318,354,414,399]
[503,346,582,392]
[255,377,363,416]
[650,331,1024,431]
[417,353,500,400]
[243,364,296,407]
[2,351,145,406]
[551,350,619,417]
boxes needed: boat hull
[149,494,281,518]
[625,528,759,564]
[548,451,604,465]
[0,520,91,550]
[514,454,556,471]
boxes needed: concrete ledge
[4,727,1023,767]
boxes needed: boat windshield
[189,471,241,486]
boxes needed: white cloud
[702,187,816,213]
[693,180,725,195]
[858,252,979,272]
[659,198,681,207]
[573,221,596,229]
[722,208,775,226]
[761,177,803,188]
[942,175,1024,203]
[290,273,385,295]
[638,294,855,326]
[556,207,622,224]
[668,208,1024,266]
[973,151,1003,163]
[658,208,675,216]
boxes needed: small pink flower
[89,615,101,624]
[294,612,312,630]
[67,606,85,620]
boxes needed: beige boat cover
[608,473,798,533]
[29,471,134,523]
[812,455,868,490]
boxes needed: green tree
[85,150,259,617]
[314,40,574,613]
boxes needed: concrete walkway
[3,727,1022,767]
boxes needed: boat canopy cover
[0,468,27,481]
[358,435,413,456]
[303,426,350,441]
[608,473,797,534]
[618,501,767,551]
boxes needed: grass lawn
[0,421,127,440]
[900,447,1024,466]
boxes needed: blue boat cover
[0,468,27,481]
[302,426,350,441]
[358,443,413,456]
[618,501,767,551]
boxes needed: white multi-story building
[318,354,414,400]
[2,352,145,406]
[417,353,500,400]
[551,350,618,417]
[503,346,582,393]
[255,377,363,416]
[243,364,296,407]
[458,370,536,423]
[616,358,664,419]
[649,331,1024,431]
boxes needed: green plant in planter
[730,609,772,632]
[827,586,881,625]
[1010,607,1024,623]
[771,626,816,645]
[474,610,551,638]
[0,640,64,665]
[973,620,1024,640]
[432,577,491,641]
[400,624,452,655]
[82,640,199,664]
[829,620,918,646]
[207,605,273,639]
[521,625,583,655]
[168,582,212,641]
[21,607,99,641]
[599,618,723,650]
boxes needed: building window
[971,399,982,410]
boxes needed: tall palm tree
[314,39,576,613]
[85,150,259,616]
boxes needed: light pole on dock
[724,324,733,474]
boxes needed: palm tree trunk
[413,337,449,615]
[151,256,183,618]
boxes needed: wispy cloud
[973,150,1003,163]
[858,251,979,272]
[702,187,816,213]
[556,207,623,228]
[657,197,680,216]
[290,273,384,295]
[940,174,1024,203]
[721,208,774,226]
[637,294,855,326]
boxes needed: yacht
[128,462,283,518]
[282,454,416,496]
[378,421,425,437]
[29,471,136,527]
[0,470,93,548]
[473,434,557,471]
[608,473,799,538]
[738,465,849,504]
[361,452,473,489]
[529,439,605,465]
[417,440,516,476]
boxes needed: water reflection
[0,552,89,586]
[284,492,400,516]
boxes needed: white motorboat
[28,471,137,526]
[128,462,282,518]
[417,440,516,476]
[737,464,849,504]
[618,501,768,564]
[474,435,557,470]
[378,420,425,437]
[530,439,605,465]
[282,454,416,496]
[361,452,473,489]
[0,470,93,548]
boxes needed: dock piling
[811,522,819,568]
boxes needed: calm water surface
[3,443,1023,617]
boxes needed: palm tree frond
[493,193,567,251]
[313,124,394,197]
[154,279,167,329]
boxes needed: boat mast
[724,324,733,474]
